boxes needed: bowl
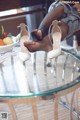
[0,35,20,54]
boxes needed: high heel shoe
[17,23,31,61]
[47,20,62,59]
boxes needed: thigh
[61,14,80,38]
[48,2,76,17]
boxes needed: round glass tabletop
[0,48,80,98]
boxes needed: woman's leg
[31,5,65,40]
[24,9,80,52]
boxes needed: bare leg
[24,21,68,52]
[31,5,64,40]
[38,6,64,31]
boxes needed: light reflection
[14,60,29,94]
[0,9,17,17]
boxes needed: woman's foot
[24,35,52,52]
[24,20,69,55]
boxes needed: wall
[0,17,26,36]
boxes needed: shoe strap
[17,23,30,39]
[48,20,61,46]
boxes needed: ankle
[31,29,42,41]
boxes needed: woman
[24,0,80,56]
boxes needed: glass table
[0,47,80,120]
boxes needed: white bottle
[73,35,78,52]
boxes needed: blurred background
[0,0,79,46]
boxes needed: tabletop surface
[0,47,80,98]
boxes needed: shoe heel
[48,20,62,59]
[18,23,31,61]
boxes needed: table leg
[54,96,58,120]
[70,92,75,120]
[75,89,80,120]
[8,102,17,120]
[32,98,38,120]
